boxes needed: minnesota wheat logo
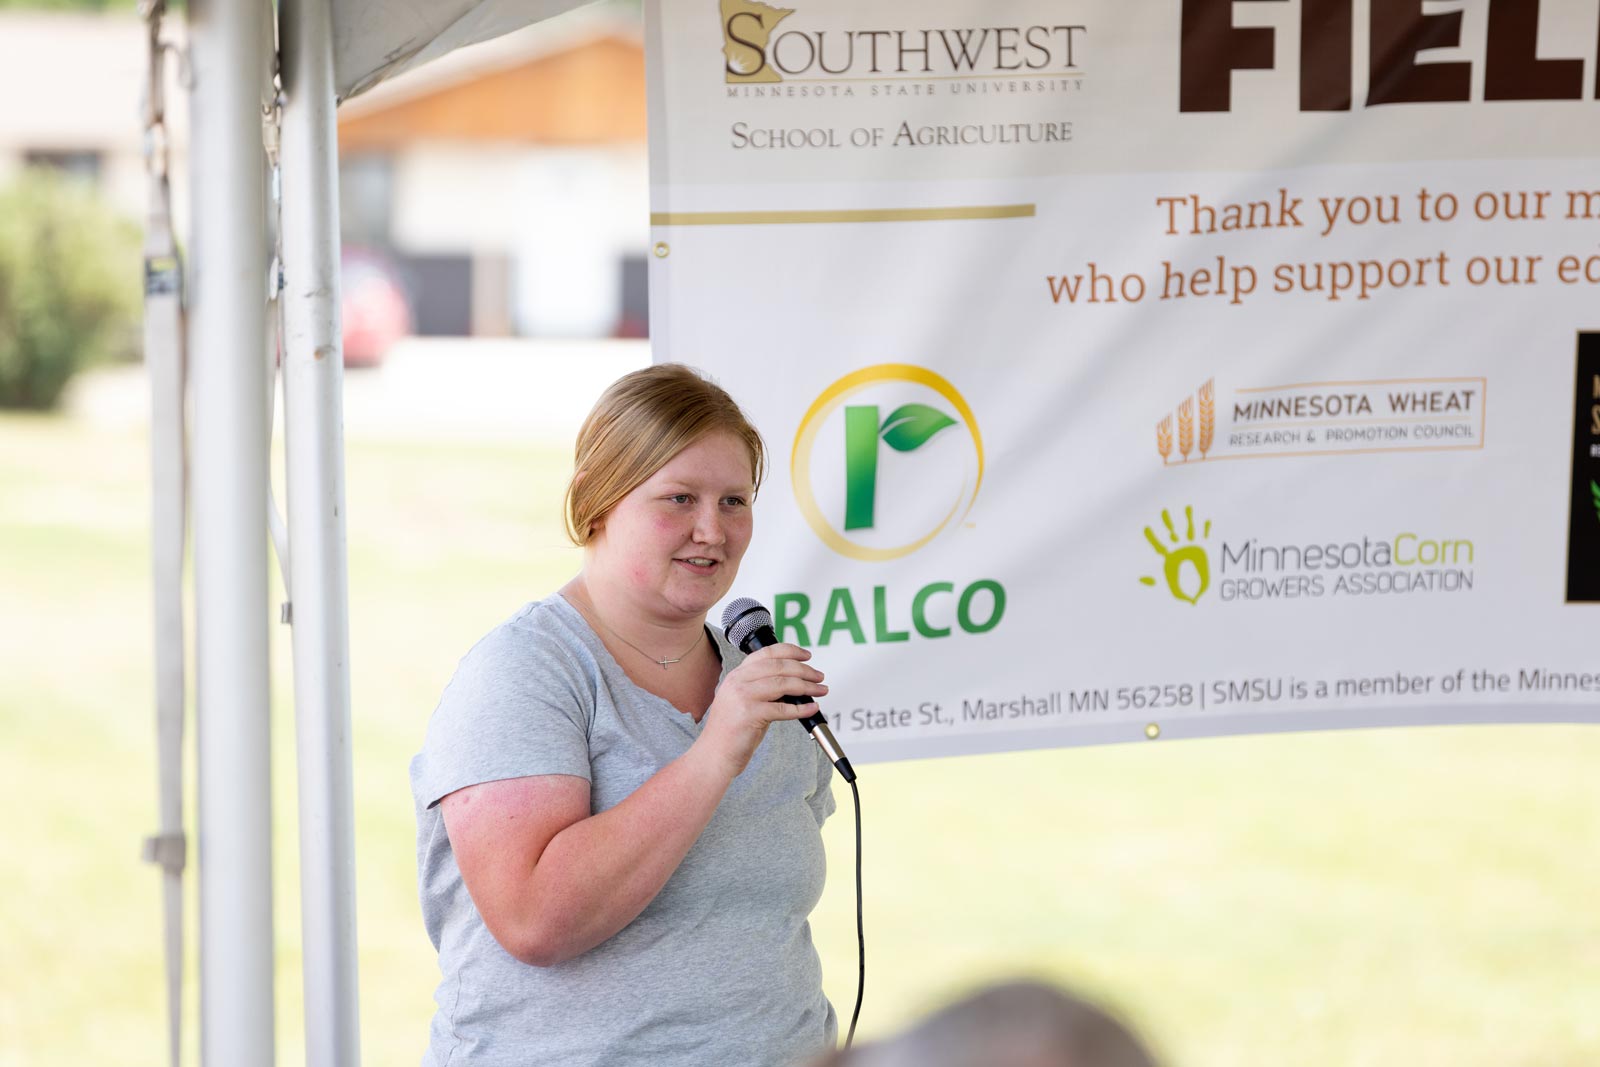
[1156,379,1216,464]
[722,0,794,83]
[792,364,983,561]
[1139,506,1212,605]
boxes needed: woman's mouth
[675,557,720,573]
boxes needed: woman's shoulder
[428,597,605,729]
[414,597,600,809]
[456,596,599,680]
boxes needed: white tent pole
[187,0,275,1061]
[278,0,362,1057]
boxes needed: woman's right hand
[698,643,827,779]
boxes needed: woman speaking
[411,364,838,1066]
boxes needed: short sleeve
[412,616,594,811]
[807,745,837,827]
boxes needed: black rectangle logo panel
[1567,333,1600,603]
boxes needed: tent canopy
[333,0,595,101]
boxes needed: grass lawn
[1,406,1597,1066]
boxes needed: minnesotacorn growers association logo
[1139,505,1213,605]
[792,364,983,561]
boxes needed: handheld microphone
[722,597,857,783]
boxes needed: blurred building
[337,12,649,340]
[0,6,649,342]
[0,12,184,220]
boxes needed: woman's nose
[692,502,725,544]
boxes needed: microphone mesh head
[721,597,771,648]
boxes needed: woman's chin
[664,575,737,617]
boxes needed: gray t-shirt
[411,596,838,1067]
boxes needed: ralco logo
[776,364,1003,646]
[792,364,983,561]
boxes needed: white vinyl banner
[645,0,1600,763]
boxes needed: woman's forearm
[470,646,818,967]
[508,737,738,966]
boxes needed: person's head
[566,364,767,615]
[816,979,1161,1067]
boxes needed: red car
[340,247,412,367]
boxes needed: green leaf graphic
[1591,480,1600,525]
[879,403,956,453]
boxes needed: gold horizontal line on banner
[767,71,1089,84]
[652,205,1036,227]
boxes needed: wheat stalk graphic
[1156,416,1173,464]
[1198,379,1215,459]
[1177,398,1194,462]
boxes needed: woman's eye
[723,496,749,508]
[669,494,692,504]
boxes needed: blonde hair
[565,364,766,546]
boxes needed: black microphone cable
[845,774,863,1049]
[721,598,865,1050]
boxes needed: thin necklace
[602,621,703,669]
[574,593,703,669]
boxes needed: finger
[750,676,828,703]
[765,697,822,720]
[735,652,823,681]
[744,642,813,663]
[756,660,824,684]
[728,672,827,703]
[732,652,819,675]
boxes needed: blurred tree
[0,169,141,410]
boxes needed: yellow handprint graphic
[1139,505,1212,605]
